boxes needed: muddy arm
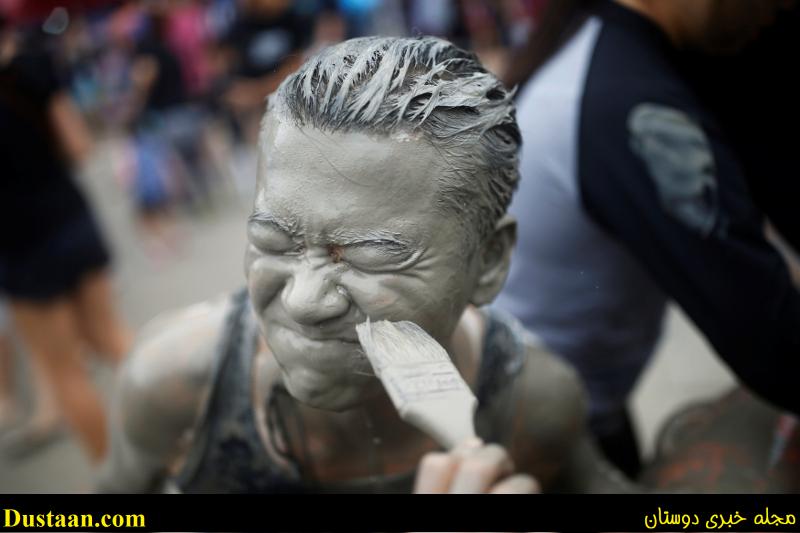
[95,298,230,493]
[509,342,641,493]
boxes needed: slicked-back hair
[266,36,521,247]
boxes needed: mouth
[288,326,360,344]
[268,322,373,372]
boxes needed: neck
[290,376,436,482]
[613,0,693,48]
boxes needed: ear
[469,215,516,307]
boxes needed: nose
[281,262,350,325]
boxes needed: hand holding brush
[356,318,539,494]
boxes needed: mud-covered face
[245,118,484,411]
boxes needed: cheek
[342,274,418,319]
[343,265,471,336]
[245,247,287,311]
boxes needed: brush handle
[401,394,478,450]
[356,318,479,450]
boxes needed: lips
[290,326,359,343]
[267,323,373,374]
[268,317,360,343]
[270,322,359,345]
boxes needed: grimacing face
[245,116,489,411]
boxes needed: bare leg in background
[9,298,108,463]
[72,270,132,363]
[0,331,18,429]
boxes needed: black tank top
[173,289,529,493]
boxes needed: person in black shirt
[0,21,130,462]
[496,0,800,479]
[218,0,311,145]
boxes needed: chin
[282,367,382,412]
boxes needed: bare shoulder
[506,337,588,486]
[517,338,587,429]
[116,292,235,453]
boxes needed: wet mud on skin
[246,119,485,413]
[0,141,734,494]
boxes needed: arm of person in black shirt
[579,101,800,415]
[50,91,93,164]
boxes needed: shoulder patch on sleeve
[628,103,719,237]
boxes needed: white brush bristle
[355,318,478,449]
[356,319,450,371]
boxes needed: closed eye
[339,240,419,272]
[247,220,303,255]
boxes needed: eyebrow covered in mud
[249,210,416,250]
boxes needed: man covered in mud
[97,36,633,494]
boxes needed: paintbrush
[356,318,478,450]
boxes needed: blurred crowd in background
[2,0,798,494]
[0,0,549,485]
[2,0,546,248]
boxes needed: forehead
[256,118,450,236]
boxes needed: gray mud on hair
[265,36,521,245]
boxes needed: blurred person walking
[218,0,311,145]
[0,296,60,445]
[495,0,800,478]
[126,6,186,257]
[211,0,311,199]
[0,16,131,463]
[131,3,218,214]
